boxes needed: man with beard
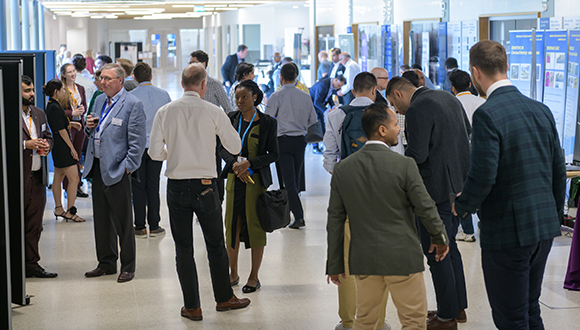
[21,75,57,278]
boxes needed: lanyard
[68,85,79,108]
[23,112,33,138]
[237,109,257,154]
[456,92,472,97]
[141,83,152,86]
[96,98,119,133]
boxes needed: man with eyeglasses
[84,63,146,284]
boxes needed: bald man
[371,67,404,155]
[413,68,435,89]
[317,50,331,81]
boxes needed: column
[31,0,39,50]
[0,0,8,50]
[22,0,30,50]
[10,0,21,50]
[38,2,44,50]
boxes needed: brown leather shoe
[216,294,251,311]
[457,310,467,323]
[427,317,457,330]
[427,310,437,321]
[117,272,135,283]
[181,306,202,321]
[85,268,116,277]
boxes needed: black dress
[46,98,77,168]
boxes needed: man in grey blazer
[84,63,146,283]
[327,103,449,330]
[387,77,471,329]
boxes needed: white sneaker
[456,231,466,241]
[335,322,352,330]
[377,322,392,330]
[463,234,476,242]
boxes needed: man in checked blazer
[84,63,146,283]
[387,76,471,329]
[453,40,566,330]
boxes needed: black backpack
[340,105,368,159]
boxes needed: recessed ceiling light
[293,6,299,9]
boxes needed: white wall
[316,0,351,35]
[555,0,580,18]
[450,0,543,21]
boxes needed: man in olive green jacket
[327,103,449,330]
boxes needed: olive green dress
[225,121,267,248]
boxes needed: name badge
[94,138,100,146]
[237,156,247,163]
[112,118,123,126]
[41,123,46,131]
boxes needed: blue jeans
[167,179,233,309]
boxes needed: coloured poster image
[537,64,542,81]
[521,64,530,80]
[511,64,520,80]
[447,21,462,68]
[544,30,569,154]
[563,30,580,163]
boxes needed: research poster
[564,17,580,30]
[447,21,461,68]
[564,30,580,163]
[382,25,393,77]
[360,32,368,72]
[461,20,477,71]
[439,22,448,86]
[421,31,430,79]
[544,31,569,145]
[508,30,545,101]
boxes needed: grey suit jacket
[83,88,146,186]
[327,143,448,276]
[405,87,471,204]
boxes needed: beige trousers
[338,218,389,329]
[354,272,428,330]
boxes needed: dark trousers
[314,107,326,135]
[482,239,553,330]
[91,159,136,273]
[216,137,225,203]
[460,214,475,235]
[342,90,354,105]
[63,126,85,190]
[23,170,46,271]
[418,201,468,319]
[277,136,307,221]
[132,149,163,230]
[167,178,233,309]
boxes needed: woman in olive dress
[219,80,279,293]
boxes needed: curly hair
[235,79,263,106]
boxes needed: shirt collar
[22,106,31,116]
[282,82,297,89]
[108,87,126,104]
[138,81,152,86]
[183,91,201,98]
[365,140,390,148]
[456,91,472,97]
[486,79,512,97]
[349,97,374,107]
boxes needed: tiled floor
[12,70,580,329]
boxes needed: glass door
[150,30,180,71]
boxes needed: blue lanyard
[96,98,119,133]
[237,109,257,154]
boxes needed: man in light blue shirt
[130,62,172,238]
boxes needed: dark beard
[22,96,34,106]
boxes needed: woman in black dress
[219,80,279,293]
[44,79,85,222]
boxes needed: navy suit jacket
[221,54,243,86]
[455,85,566,250]
[310,77,333,114]
[328,62,345,77]
[83,88,146,186]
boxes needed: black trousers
[132,149,163,230]
[91,159,136,273]
[167,178,233,309]
[482,238,553,330]
[23,170,46,271]
[277,136,307,221]
[418,201,468,319]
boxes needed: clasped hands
[232,160,252,183]
[26,138,49,151]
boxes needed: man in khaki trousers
[327,103,449,330]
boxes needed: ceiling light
[293,6,299,9]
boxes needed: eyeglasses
[100,76,120,82]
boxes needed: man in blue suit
[221,44,248,94]
[454,40,566,330]
[310,76,346,153]
[84,63,146,283]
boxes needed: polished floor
[12,70,580,329]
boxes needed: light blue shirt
[130,81,172,148]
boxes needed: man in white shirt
[449,69,485,125]
[72,54,96,103]
[337,52,361,105]
[148,63,250,321]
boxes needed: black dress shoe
[26,266,58,278]
[242,280,261,293]
[117,272,135,283]
[77,188,89,198]
[85,267,116,277]
[289,218,305,229]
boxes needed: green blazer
[455,85,566,250]
[327,143,449,276]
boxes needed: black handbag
[256,167,290,232]
[305,121,324,143]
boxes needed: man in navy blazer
[454,41,566,330]
[221,44,248,93]
[84,63,146,283]
[310,76,346,148]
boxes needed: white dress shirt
[486,79,513,98]
[456,91,486,125]
[340,59,362,95]
[75,74,96,103]
[148,91,241,179]
[22,108,41,171]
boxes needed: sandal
[64,206,85,223]
[54,206,66,220]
